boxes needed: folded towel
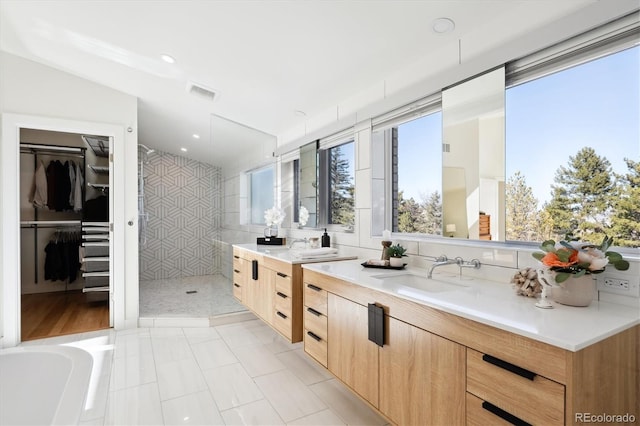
[292,247,339,259]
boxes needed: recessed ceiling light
[180,147,187,152]
[432,17,455,34]
[160,54,176,64]
[192,134,200,139]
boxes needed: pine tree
[544,147,614,243]
[505,171,540,241]
[610,159,640,247]
[329,145,355,226]
[397,191,422,233]
[421,191,442,235]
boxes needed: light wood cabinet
[302,268,639,426]
[232,253,245,302]
[303,282,329,367]
[379,316,465,426]
[327,293,379,407]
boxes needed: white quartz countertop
[233,243,357,265]
[302,259,640,352]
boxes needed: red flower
[541,249,578,268]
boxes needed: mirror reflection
[299,141,318,228]
[442,67,505,241]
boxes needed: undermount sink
[370,273,469,293]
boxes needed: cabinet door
[327,293,379,407]
[232,256,245,302]
[379,317,465,426]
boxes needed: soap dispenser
[321,229,330,247]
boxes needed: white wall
[0,52,139,346]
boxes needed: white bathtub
[0,345,93,425]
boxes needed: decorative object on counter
[308,237,320,248]
[535,269,555,308]
[511,267,542,298]
[298,205,309,228]
[446,223,456,237]
[361,260,406,270]
[257,236,286,245]
[532,235,629,307]
[387,243,407,267]
[264,206,285,237]
[321,229,330,247]
[381,241,391,261]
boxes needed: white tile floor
[21,319,389,426]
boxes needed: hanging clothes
[73,161,84,212]
[44,229,81,283]
[29,160,48,208]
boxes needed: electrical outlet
[597,275,640,297]
[604,278,629,290]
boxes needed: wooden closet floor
[21,290,109,341]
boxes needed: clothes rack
[20,143,86,284]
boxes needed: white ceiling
[1,1,636,166]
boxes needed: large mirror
[299,140,318,228]
[442,67,505,241]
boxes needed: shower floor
[139,274,246,318]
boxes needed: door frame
[1,113,132,347]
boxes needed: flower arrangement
[298,205,309,227]
[532,235,629,283]
[387,243,407,258]
[264,206,285,227]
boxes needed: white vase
[264,226,278,238]
[551,274,596,307]
[389,257,404,267]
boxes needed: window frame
[247,164,275,226]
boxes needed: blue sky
[395,46,639,206]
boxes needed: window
[249,165,274,225]
[505,46,639,247]
[319,140,355,229]
[393,112,443,234]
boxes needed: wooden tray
[361,262,406,270]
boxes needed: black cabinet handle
[277,291,288,298]
[277,311,287,319]
[233,283,240,288]
[368,303,385,347]
[277,272,288,278]
[233,255,240,259]
[307,284,321,291]
[307,331,321,342]
[251,260,258,281]
[482,401,531,426]
[306,307,322,317]
[233,269,240,273]
[482,354,536,381]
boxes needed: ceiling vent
[186,81,217,102]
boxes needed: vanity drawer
[273,309,292,340]
[304,328,328,367]
[466,393,513,426]
[467,348,564,425]
[275,272,292,296]
[274,290,292,316]
[232,282,242,301]
[304,283,328,315]
[303,307,327,340]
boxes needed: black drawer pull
[277,291,288,298]
[233,269,240,273]
[482,354,536,381]
[277,311,288,319]
[277,272,288,278]
[306,307,322,317]
[482,401,531,426]
[307,331,321,342]
[233,283,240,288]
[252,260,258,280]
[307,284,322,291]
[233,255,240,259]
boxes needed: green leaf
[573,269,587,278]
[605,252,622,262]
[577,262,591,269]
[556,250,572,263]
[532,252,545,261]
[540,240,556,252]
[559,241,575,250]
[555,272,571,283]
[613,259,630,271]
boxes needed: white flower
[577,247,609,271]
[298,206,309,226]
[264,206,285,227]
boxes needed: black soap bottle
[321,228,330,247]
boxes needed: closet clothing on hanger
[38,159,83,211]
[43,230,81,283]
[29,160,48,208]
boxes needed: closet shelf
[21,220,82,228]
[89,165,109,174]
[88,183,109,191]
[82,135,110,158]
[82,286,109,293]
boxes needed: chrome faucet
[427,255,461,278]
[289,238,308,249]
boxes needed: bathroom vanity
[231,244,355,343]
[301,260,639,426]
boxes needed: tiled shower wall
[139,150,222,280]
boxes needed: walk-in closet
[19,128,112,341]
